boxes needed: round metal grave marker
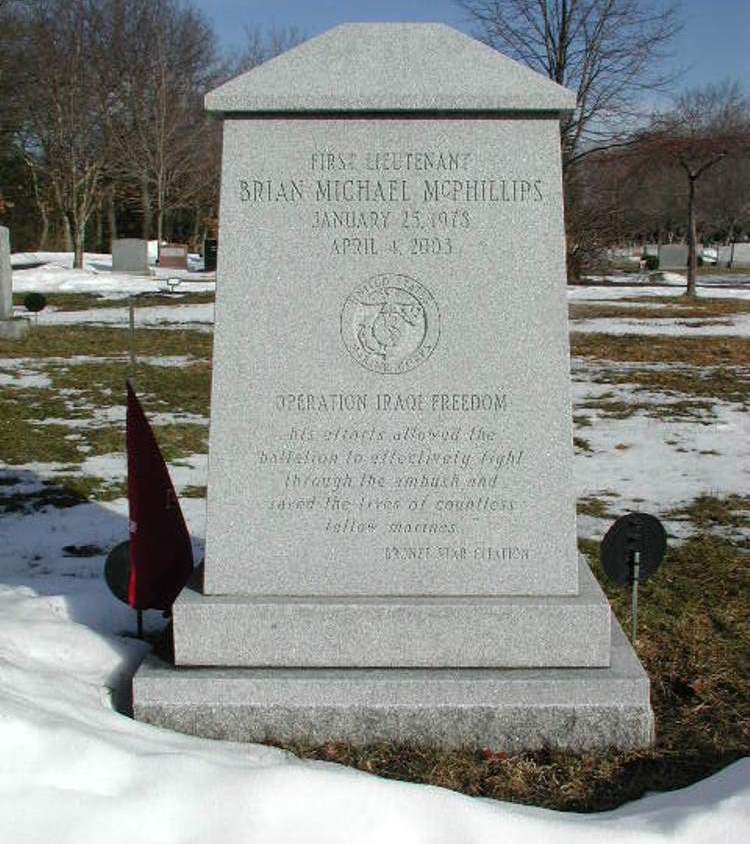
[105,540,131,604]
[23,292,47,313]
[601,512,667,585]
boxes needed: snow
[35,301,215,330]
[1,260,748,841]
[0,370,52,388]
[569,278,750,300]
[10,250,216,295]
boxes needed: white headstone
[112,238,148,274]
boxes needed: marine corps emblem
[340,273,440,374]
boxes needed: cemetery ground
[0,256,748,837]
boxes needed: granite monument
[133,23,654,750]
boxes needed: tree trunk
[157,207,164,262]
[190,207,200,251]
[62,213,73,252]
[37,204,49,251]
[686,175,698,298]
[141,176,152,241]
[71,215,85,269]
[95,206,103,252]
[107,188,117,245]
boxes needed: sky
[194,0,750,104]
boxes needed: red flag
[126,380,193,610]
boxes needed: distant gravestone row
[111,239,218,273]
[655,242,750,270]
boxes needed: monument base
[172,559,612,669]
[0,317,29,339]
[132,621,653,751]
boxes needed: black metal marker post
[631,549,640,642]
[137,608,143,639]
[602,513,667,645]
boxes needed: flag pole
[137,609,143,639]
[128,297,136,372]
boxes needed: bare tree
[236,24,305,73]
[93,0,219,248]
[634,81,750,296]
[0,0,24,139]
[457,0,681,165]
[19,0,108,268]
[698,143,750,245]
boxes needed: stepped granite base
[133,621,653,751]
[172,560,612,669]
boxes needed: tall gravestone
[133,24,653,749]
[0,226,28,339]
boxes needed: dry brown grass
[0,326,213,360]
[570,297,750,322]
[571,333,750,367]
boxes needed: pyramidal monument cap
[205,23,578,114]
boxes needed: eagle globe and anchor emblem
[340,273,440,374]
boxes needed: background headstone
[731,242,750,267]
[718,245,734,267]
[0,225,28,339]
[159,243,188,270]
[112,238,149,274]
[658,243,689,270]
[203,238,218,272]
[0,225,11,320]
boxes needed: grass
[572,332,750,368]
[576,496,612,518]
[0,328,212,466]
[570,297,750,322]
[580,395,716,422]
[12,291,215,311]
[47,359,212,416]
[585,366,750,408]
[0,475,126,514]
[666,494,750,534]
[0,325,213,359]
